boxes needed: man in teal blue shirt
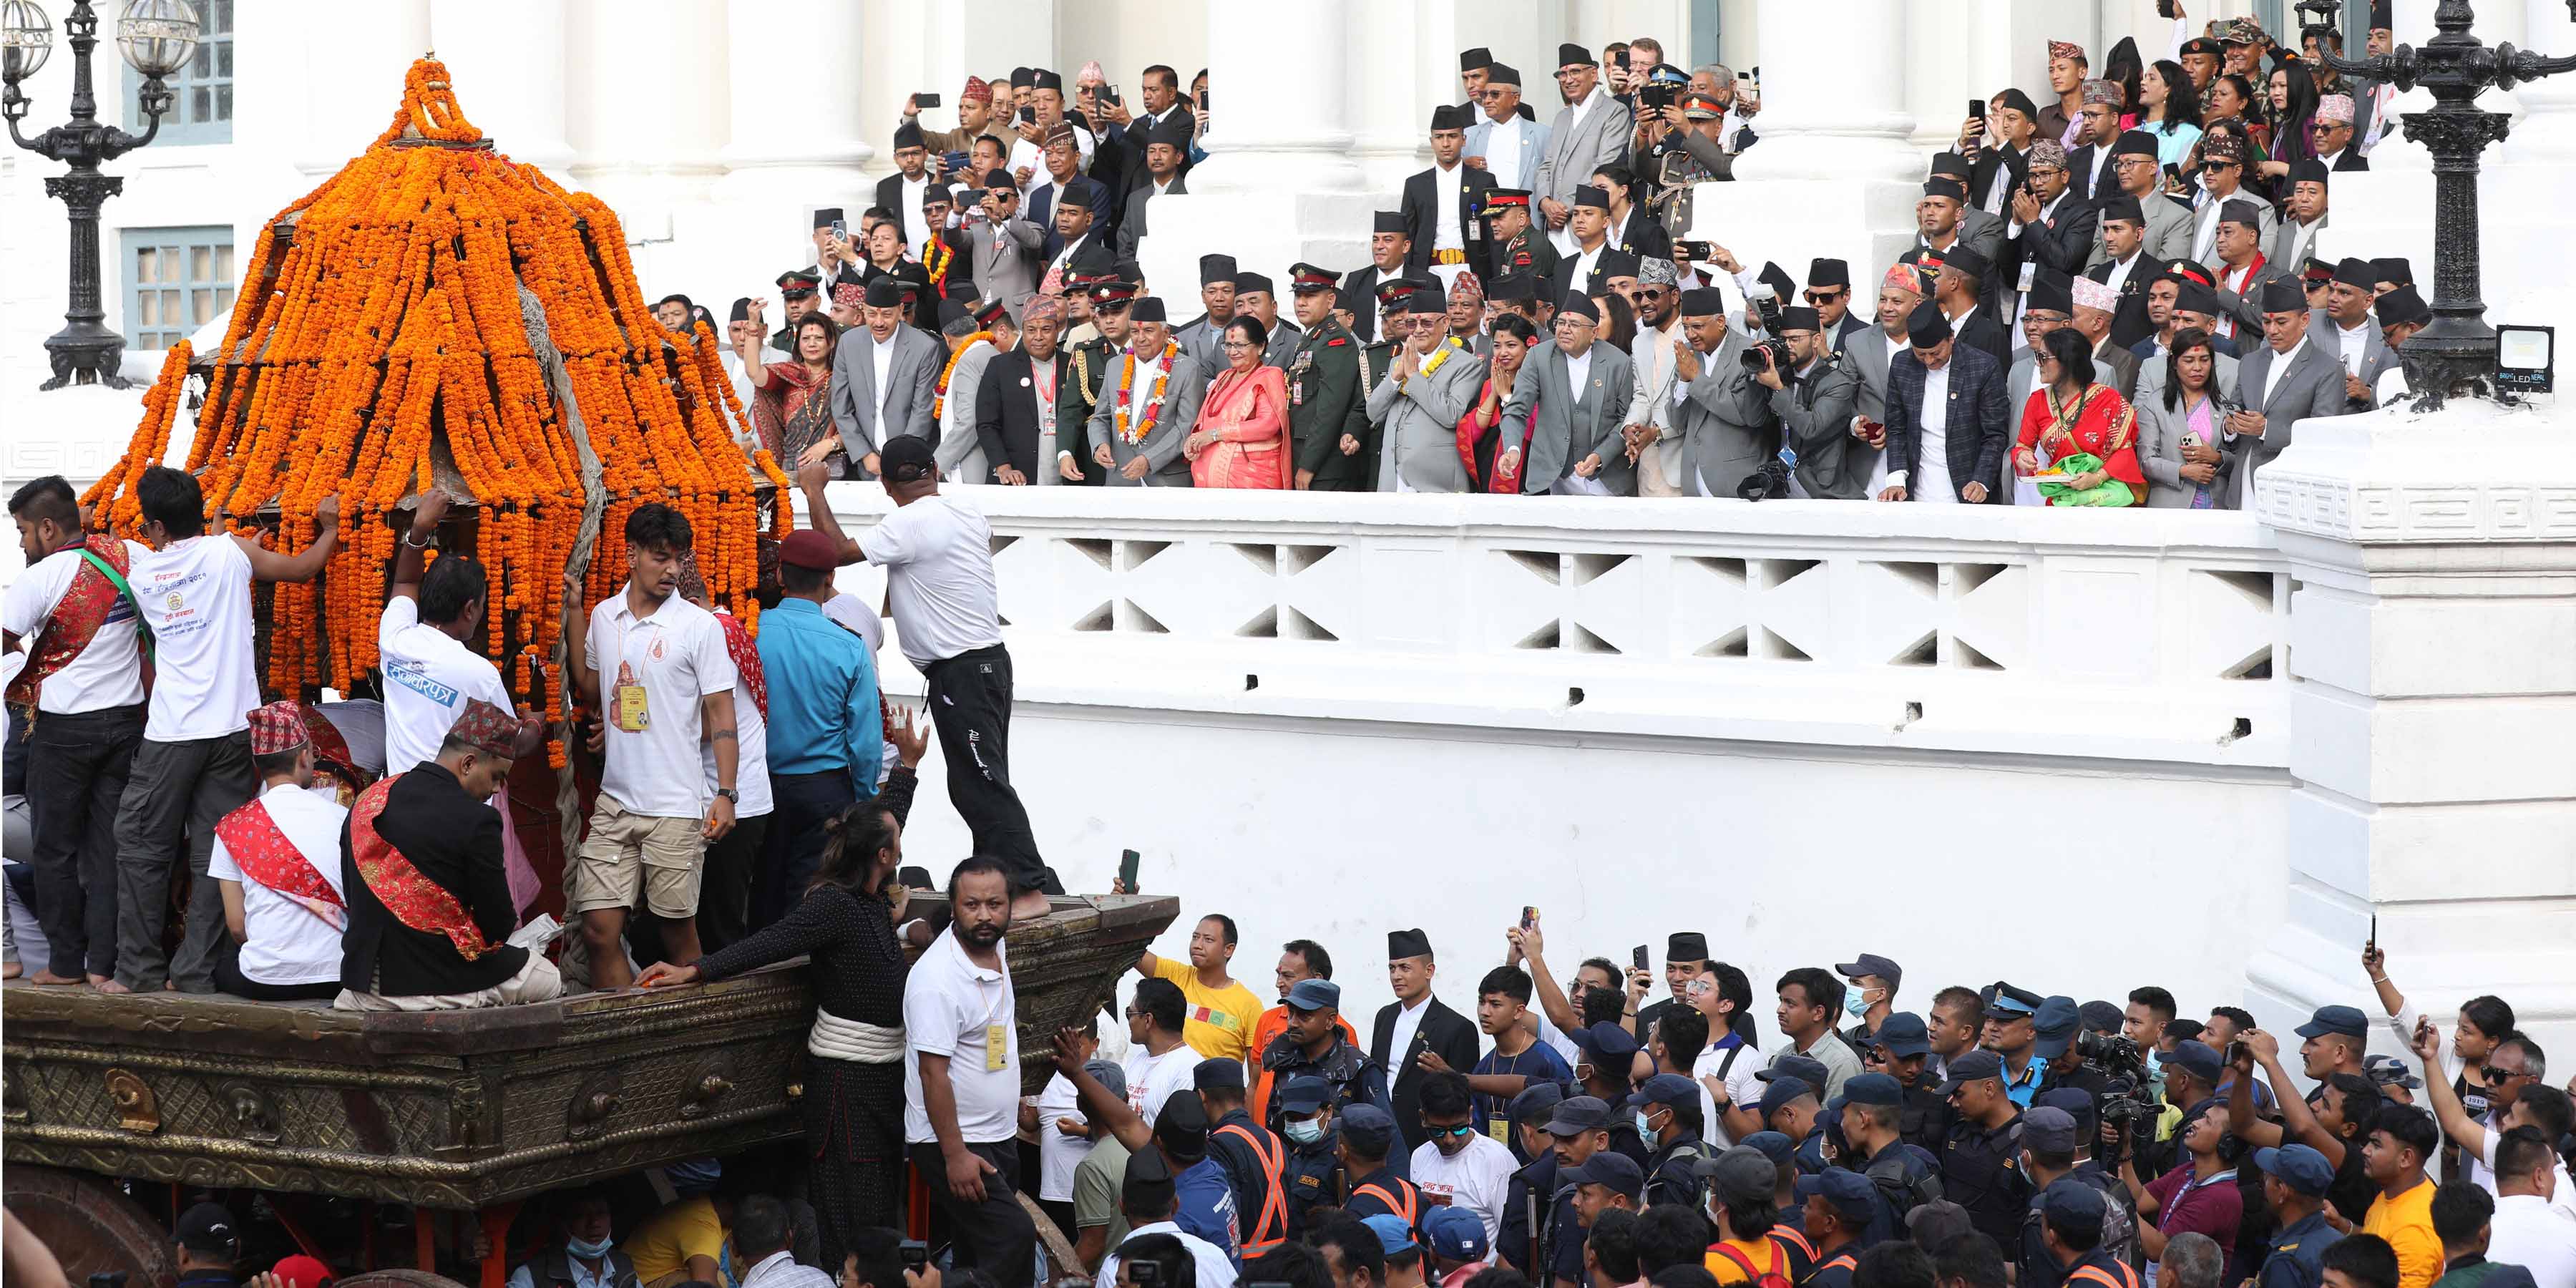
[751,529,882,928]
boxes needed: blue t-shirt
[1176,1156,1243,1265]
[1473,1040,1575,1138]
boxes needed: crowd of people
[654,2,2424,509]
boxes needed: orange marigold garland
[79,55,767,730]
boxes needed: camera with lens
[1737,452,1792,501]
[1641,78,1682,112]
[1740,283,1791,373]
[2072,1028,2147,1076]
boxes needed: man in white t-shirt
[109,467,341,995]
[206,701,349,1001]
[681,562,773,955]
[565,503,738,990]
[801,439,1062,921]
[1411,1069,1518,1254]
[377,491,521,774]
[1123,978,1201,1126]
[4,475,150,985]
[903,857,1038,1288]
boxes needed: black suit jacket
[1609,205,1672,260]
[1340,264,1409,344]
[1372,997,1483,1153]
[339,762,529,997]
[1883,342,2012,504]
[1954,308,2012,371]
[972,346,1071,484]
[1966,142,2031,215]
[2087,255,2159,349]
[874,172,905,222]
[1400,165,1499,280]
[2063,145,2124,203]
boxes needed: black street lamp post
[2321,0,2576,408]
[1,0,201,391]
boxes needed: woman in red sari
[2015,328,2144,506]
[738,306,843,471]
[1184,316,1292,489]
[1460,315,1539,493]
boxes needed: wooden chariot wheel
[2,1165,179,1288]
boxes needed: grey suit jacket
[2092,334,2142,404]
[2307,307,2401,411]
[1842,327,1897,486]
[1174,316,1226,388]
[2192,187,2278,274]
[2211,258,2298,331]
[1464,114,1551,190]
[969,215,1044,323]
[2267,212,2325,271]
[2132,350,2240,410]
[2088,192,2195,270]
[1770,352,1865,499]
[934,339,1000,482]
[2135,380,2237,509]
[1085,348,1206,486]
[1674,328,1776,497]
[1369,344,1485,492]
[1957,208,2009,271]
[2221,336,2345,509]
[829,326,942,472]
[1116,174,1186,262]
[1503,342,1636,494]
[1533,93,1634,210]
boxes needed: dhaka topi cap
[447,698,522,758]
[2080,78,2121,107]
[2317,93,2355,124]
[246,699,311,757]
[2049,39,2087,62]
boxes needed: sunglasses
[1427,1123,1477,1138]
[2482,1065,2528,1084]
[1805,290,1845,304]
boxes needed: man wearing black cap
[1533,44,1634,256]
[879,119,947,256]
[826,275,942,478]
[2270,161,2332,272]
[1498,291,1635,495]
[1939,1049,2034,1247]
[969,171,1043,325]
[1966,90,2041,217]
[174,1201,243,1288]
[1341,1102,1424,1223]
[1406,106,1499,293]
[1878,301,2011,504]
[1919,246,2011,369]
[1465,63,1546,194]
[1007,68,1093,183]
[2373,286,2428,402]
[2087,197,2160,348]
[1085,297,1203,486]
[2092,132,2195,271]
[1284,264,1370,492]
[932,300,1003,483]
[1272,1073,1347,1236]
[1116,114,1192,263]
[1750,301,1865,499]
[1549,186,1623,300]
[1345,214,1418,346]
[2317,258,2398,411]
[2220,278,2344,509]
[1368,291,1483,493]
[1375,928,1482,1153]
[1175,255,1238,379]
[1231,271,1302,371]
[2207,200,2290,341]
[1836,955,1903,1051]
[973,289,1071,488]
[1664,284,1772,498]
[1636,932,1708,1042]
[1800,260,1868,353]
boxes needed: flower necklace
[933,331,995,419]
[1114,339,1179,445]
[1420,336,1465,378]
[924,233,955,291]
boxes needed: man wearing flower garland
[1085,297,1206,487]
[1370,286,1484,492]
[933,300,1005,484]
[1055,278,1136,486]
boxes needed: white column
[574,0,729,210]
[1732,0,1919,182]
[293,0,431,176]
[713,0,873,209]
[429,0,573,172]
[2508,0,2576,165]
[1136,0,1372,294]
[1347,0,1458,195]
[2247,409,2576,1072]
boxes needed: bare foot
[29,969,86,986]
[94,978,132,994]
[1010,890,1056,922]
[86,972,111,987]
[3,961,19,979]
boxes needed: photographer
[2124,1098,2246,1265]
[2227,1030,2384,1226]
[1747,306,1864,499]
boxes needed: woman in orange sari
[2015,328,2145,506]
[1185,316,1292,489]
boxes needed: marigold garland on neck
[1113,339,1180,445]
[933,331,995,420]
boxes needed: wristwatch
[714,787,738,804]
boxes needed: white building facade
[2,0,2571,1072]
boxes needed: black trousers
[112,730,254,992]
[210,955,341,1002]
[755,769,859,929]
[696,811,771,954]
[24,703,143,980]
[905,1139,1035,1288]
[920,645,1059,897]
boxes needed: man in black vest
[506,1188,640,1288]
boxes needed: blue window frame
[122,225,235,351]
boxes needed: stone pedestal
[1685,0,1919,298]
[1138,0,1370,294]
[2247,404,2576,1068]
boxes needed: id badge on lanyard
[610,619,652,733]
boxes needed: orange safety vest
[1215,1121,1291,1255]
[2067,1266,2141,1288]
[1352,1177,1420,1229]
[1768,1228,1817,1262]
[1814,1252,1858,1281]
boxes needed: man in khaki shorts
[565,504,740,989]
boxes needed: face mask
[1284,1118,1324,1146]
[567,1235,614,1260]
[1845,983,1871,1017]
[1635,1111,1658,1140]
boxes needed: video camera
[1740,282,1792,373]
[2076,1030,2163,1156]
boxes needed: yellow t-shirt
[623,1194,729,1287]
[1705,1236,1787,1285]
[1153,957,1264,1063]
[2362,1180,2443,1288]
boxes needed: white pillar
[429,0,573,172]
[1347,0,1460,195]
[1137,0,1371,295]
[713,0,873,210]
[1732,0,1918,183]
[1684,0,1918,297]
[574,0,730,212]
[293,0,430,176]
[2247,407,2576,1072]
[2508,0,2576,165]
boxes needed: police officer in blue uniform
[1340,1103,1423,1229]
[1835,1071,1944,1244]
[1940,1049,2033,1249]
[1796,1170,1877,1288]
[1629,1073,1710,1208]
[1262,979,1397,1137]
[2037,1179,2142,1288]
[2253,1144,2343,1288]
[1199,1058,1292,1259]
[1276,1075,1345,1239]
[1864,1013,1953,1151]
[1574,1023,1653,1167]
[1498,1082,1566,1275]
[1153,1091,1244,1264]
[1541,1095,1617,1288]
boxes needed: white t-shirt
[821,591,887,655]
[1534,1006,1581,1065]
[2485,1194,2576,1288]
[1410,1132,1518,1254]
[1096,1219,1238,1288]
[378,597,514,774]
[203,781,350,986]
[1037,1070,1093,1202]
[1126,1043,1200,1126]
[859,494,1005,668]
[1695,1037,1768,1148]
[585,587,736,819]
[130,535,260,742]
[2472,1126,2576,1224]
[903,926,1020,1145]
[0,542,150,713]
[699,610,773,819]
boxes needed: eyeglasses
[2114,157,2159,169]
[2482,1065,2529,1084]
